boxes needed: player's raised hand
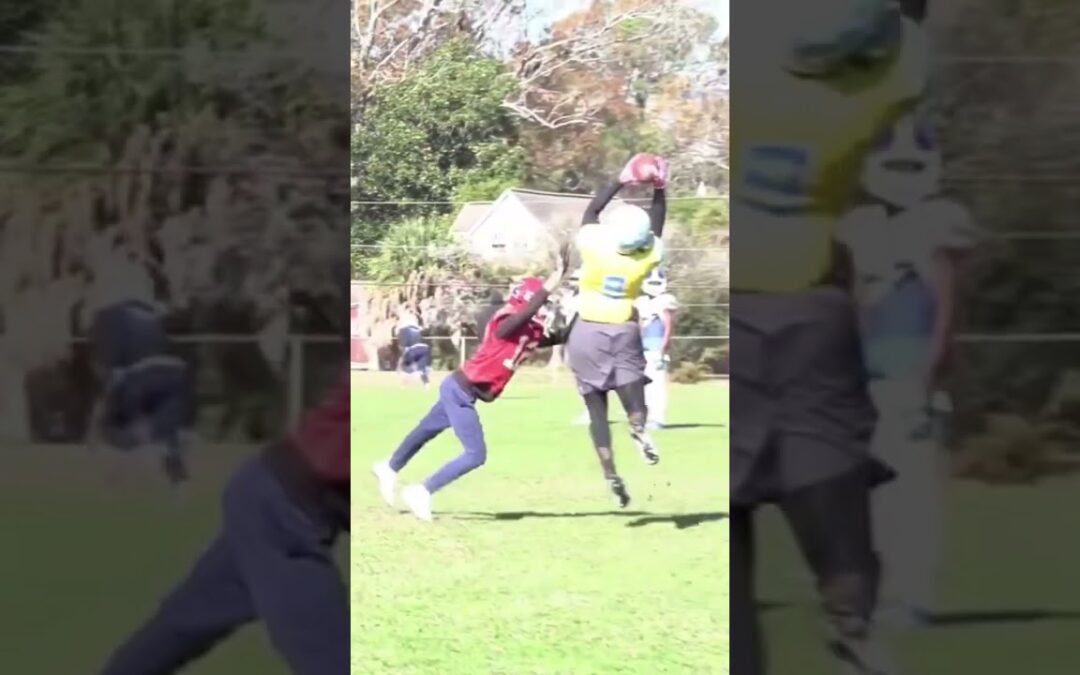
[619,153,660,185]
[545,243,572,292]
[651,156,669,189]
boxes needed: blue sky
[528,0,728,40]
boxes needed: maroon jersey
[290,371,350,483]
[460,308,545,401]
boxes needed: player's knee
[464,445,487,468]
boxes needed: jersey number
[502,335,535,372]
[740,145,812,204]
[601,275,628,299]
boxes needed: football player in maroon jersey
[100,372,350,675]
[372,246,573,521]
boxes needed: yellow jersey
[575,224,664,323]
[732,17,928,292]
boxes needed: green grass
[351,371,730,675]
[0,442,307,674]
[11,369,1072,674]
[755,461,1080,675]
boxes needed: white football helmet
[779,0,901,76]
[642,268,668,297]
[606,204,654,255]
[862,109,942,208]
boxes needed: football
[620,153,662,185]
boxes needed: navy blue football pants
[101,357,193,453]
[99,456,348,675]
[400,343,431,384]
[389,375,487,493]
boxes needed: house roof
[450,202,494,235]
[450,187,646,240]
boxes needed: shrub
[670,361,710,384]
[952,414,1080,484]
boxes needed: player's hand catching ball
[651,156,669,189]
[544,243,572,293]
[622,152,660,185]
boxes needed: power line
[935,55,1080,66]
[990,231,1080,241]
[350,196,727,206]
[955,332,1080,344]
[0,45,222,57]
[351,280,726,291]
[353,299,729,308]
[945,174,1080,184]
[0,162,346,179]
[409,334,730,341]
[0,43,1076,64]
[350,243,727,252]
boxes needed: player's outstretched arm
[649,157,668,238]
[494,245,570,339]
[582,180,624,226]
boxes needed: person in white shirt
[838,108,981,628]
[634,269,677,429]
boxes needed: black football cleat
[608,475,631,508]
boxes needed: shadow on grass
[625,512,728,529]
[747,603,1080,625]
[656,423,727,430]
[447,510,653,521]
[572,422,726,429]
[927,609,1080,627]
[444,510,728,530]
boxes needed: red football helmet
[507,277,550,325]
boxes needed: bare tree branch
[352,0,714,130]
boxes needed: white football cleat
[573,411,591,426]
[371,460,398,507]
[402,484,434,522]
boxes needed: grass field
[756,474,1080,675]
[0,441,306,674]
[351,371,729,675]
[5,370,1079,674]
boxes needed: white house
[452,188,640,267]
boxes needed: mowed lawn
[0,441,310,675]
[755,466,1080,674]
[351,371,730,675]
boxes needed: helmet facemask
[862,111,942,208]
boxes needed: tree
[362,215,466,281]
[0,0,348,440]
[516,3,725,191]
[351,39,524,245]
[505,0,714,129]
[352,0,523,117]
[928,0,1080,456]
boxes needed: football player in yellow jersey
[730,2,929,675]
[565,153,667,507]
